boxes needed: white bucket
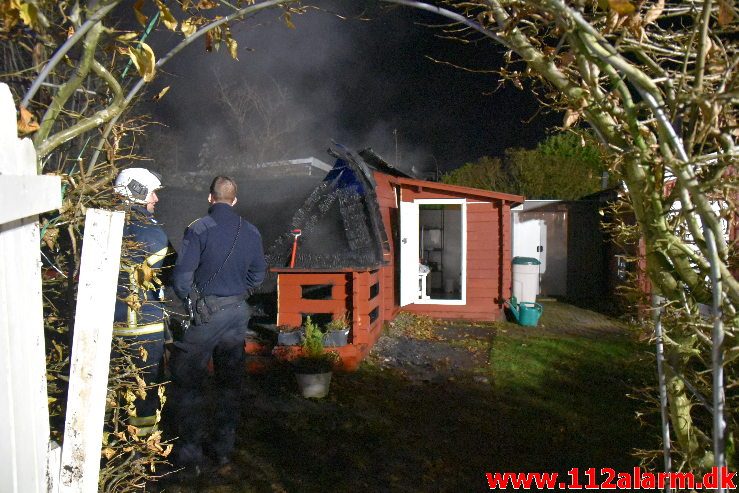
[512,263,540,303]
[295,372,332,398]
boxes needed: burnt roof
[357,148,413,178]
[265,144,390,270]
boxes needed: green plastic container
[517,302,543,327]
[506,297,544,327]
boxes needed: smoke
[141,1,557,181]
[144,1,559,257]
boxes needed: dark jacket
[172,203,267,300]
[114,206,174,326]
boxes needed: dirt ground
[157,300,656,492]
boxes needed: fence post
[57,209,124,493]
[705,228,726,492]
[652,294,672,493]
[0,84,61,492]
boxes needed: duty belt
[204,294,244,311]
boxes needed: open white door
[399,199,419,307]
[513,215,545,270]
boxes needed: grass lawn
[161,301,658,492]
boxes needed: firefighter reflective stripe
[129,414,158,436]
[146,246,169,267]
[113,322,165,336]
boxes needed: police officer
[113,167,174,437]
[170,175,267,478]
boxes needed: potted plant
[276,324,303,346]
[292,316,338,398]
[323,316,350,347]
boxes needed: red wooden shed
[269,147,523,369]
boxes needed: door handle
[402,238,408,244]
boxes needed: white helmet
[114,168,162,204]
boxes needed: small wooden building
[270,147,523,369]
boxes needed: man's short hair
[210,176,237,203]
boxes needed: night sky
[142,1,559,176]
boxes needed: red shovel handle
[289,229,302,268]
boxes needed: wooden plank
[467,256,494,265]
[352,278,370,290]
[366,296,381,314]
[366,320,383,344]
[467,269,499,279]
[467,222,498,233]
[0,176,61,224]
[375,271,385,329]
[467,208,495,216]
[277,272,348,285]
[467,217,498,225]
[467,210,498,218]
[331,284,347,300]
[467,243,499,252]
[467,278,497,289]
[47,442,61,493]
[277,312,302,328]
[59,209,125,493]
[0,82,59,493]
[351,272,365,342]
[278,299,347,313]
[468,215,499,222]
[467,229,497,239]
[353,298,370,315]
[467,231,499,244]
[467,252,496,262]
[358,270,371,286]
[467,220,498,227]
[278,284,302,300]
[467,211,497,219]
[468,250,494,259]
[0,214,51,493]
[466,289,498,299]
[375,192,396,205]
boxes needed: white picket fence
[0,83,124,492]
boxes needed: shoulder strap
[200,218,242,292]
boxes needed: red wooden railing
[271,267,384,370]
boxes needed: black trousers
[169,302,250,467]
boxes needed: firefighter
[113,167,174,437]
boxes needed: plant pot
[323,328,349,347]
[295,371,332,398]
[277,330,303,346]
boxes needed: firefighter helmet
[114,168,162,204]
